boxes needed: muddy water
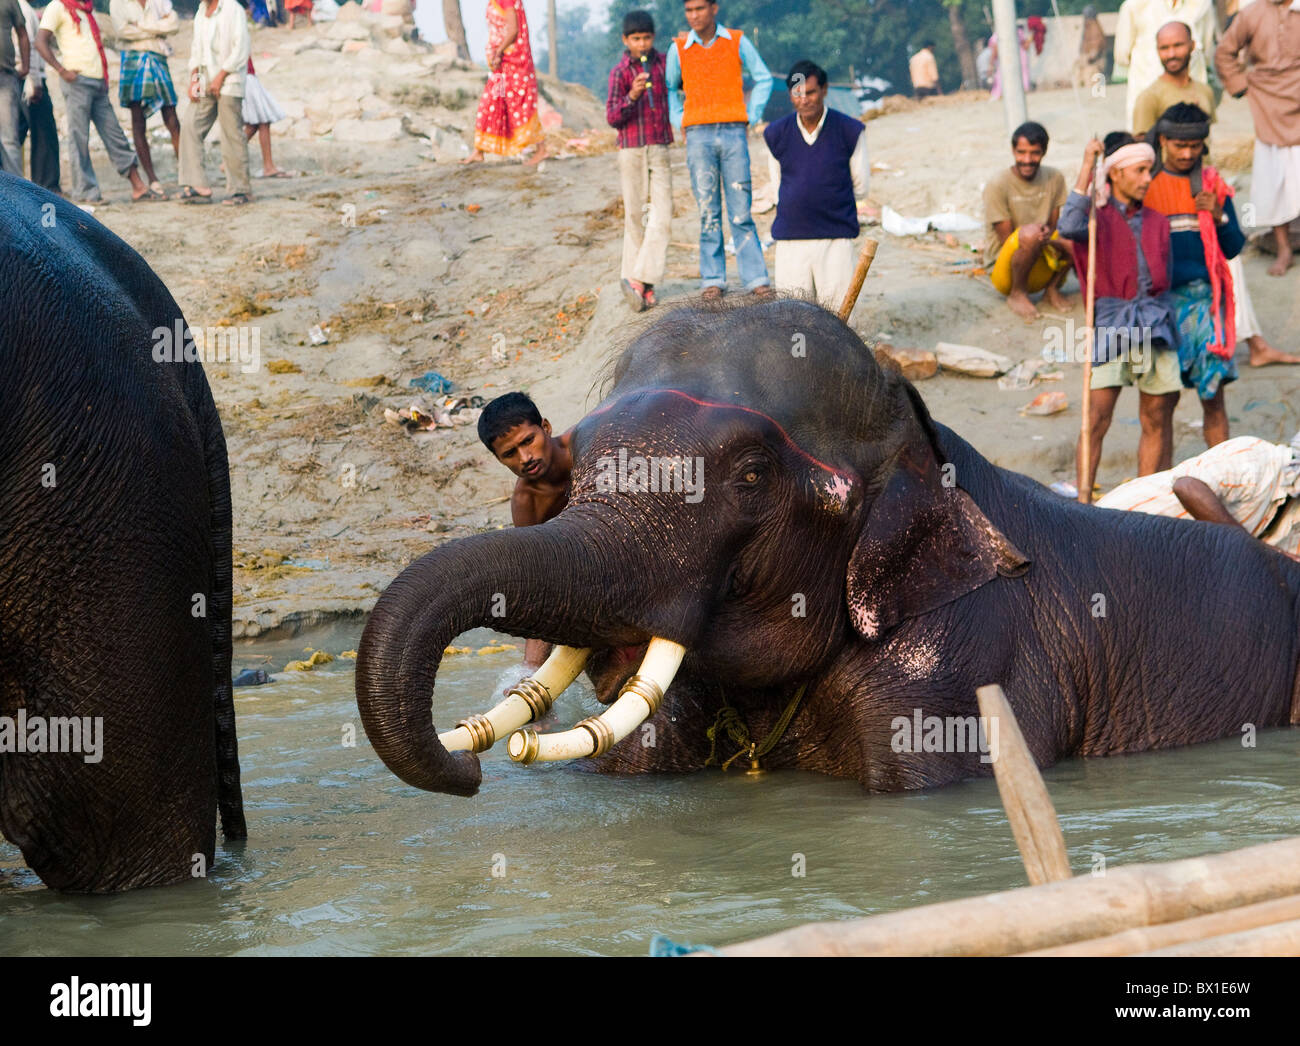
[2,624,1298,956]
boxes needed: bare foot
[459,150,485,165]
[1044,287,1075,312]
[523,143,548,167]
[1267,245,1293,277]
[1006,290,1040,321]
[1248,335,1300,366]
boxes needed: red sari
[473,0,542,156]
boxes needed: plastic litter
[409,370,455,396]
[309,325,329,345]
[1048,481,1078,498]
[882,205,983,237]
[232,668,269,687]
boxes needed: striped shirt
[1096,435,1300,555]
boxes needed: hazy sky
[414,0,603,63]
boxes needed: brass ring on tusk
[511,677,555,722]
[618,674,665,717]
[508,729,540,764]
[454,713,496,753]
[577,716,616,757]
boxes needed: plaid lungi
[118,51,178,118]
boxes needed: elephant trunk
[355,519,637,796]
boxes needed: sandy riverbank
[59,16,1300,636]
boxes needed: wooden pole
[1078,158,1099,504]
[1023,893,1300,956]
[837,238,879,322]
[710,836,1300,956]
[1139,917,1300,957]
[975,685,1071,886]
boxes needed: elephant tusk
[438,645,592,754]
[507,638,686,764]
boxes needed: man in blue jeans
[666,0,773,299]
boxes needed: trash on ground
[882,206,983,237]
[309,324,329,345]
[874,344,938,381]
[232,668,270,687]
[1048,481,1078,498]
[933,341,1014,377]
[1020,390,1069,416]
[409,370,455,396]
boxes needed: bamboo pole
[838,239,880,322]
[976,685,1071,886]
[1022,893,1300,956]
[711,836,1300,956]
[1140,917,1300,957]
[1078,157,1099,505]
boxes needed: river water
[2,623,1298,956]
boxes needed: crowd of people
[1,0,292,204]
[979,3,1299,507]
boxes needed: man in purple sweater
[763,59,869,309]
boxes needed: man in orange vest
[666,0,774,300]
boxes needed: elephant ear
[845,408,1027,640]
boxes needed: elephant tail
[197,371,247,840]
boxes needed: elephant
[356,296,1300,798]
[0,173,246,892]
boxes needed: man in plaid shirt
[607,9,673,312]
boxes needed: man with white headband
[1216,0,1300,277]
[1059,132,1181,499]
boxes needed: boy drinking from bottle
[606,9,673,312]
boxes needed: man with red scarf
[1143,102,1246,448]
[36,0,149,202]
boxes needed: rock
[334,0,364,20]
[382,36,414,55]
[279,98,307,121]
[342,39,373,54]
[331,117,404,143]
[933,341,1014,378]
[380,0,411,17]
[327,20,370,40]
[359,93,394,117]
[376,13,405,37]
[315,38,345,51]
[874,344,938,381]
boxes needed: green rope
[705,683,807,772]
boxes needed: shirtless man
[477,392,573,670]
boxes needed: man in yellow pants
[984,121,1073,320]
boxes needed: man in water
[478,392,573,669]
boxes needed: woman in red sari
[462,0,547,165]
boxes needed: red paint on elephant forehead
[588,389,854,479]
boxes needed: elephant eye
[743,470,759,484]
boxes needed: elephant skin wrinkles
[357,296,1300,798]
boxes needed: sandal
[172,186,212,204]
[622,278,647,313]
[221,193,252,206]
[131,188,165,203]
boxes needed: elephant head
[355,298,1026,795]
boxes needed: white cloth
[1249,140,1300,228]
[765,106,870,202]
[1115,0,1217,129]
[1228,255,1261,340]
[773,238,855,309]
[241,73,284,125]
[188,0,249,98]
[1096,435,1300,555]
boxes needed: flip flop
[256,169,299,179]
[172,186,212,204]
[622,278,647,313]
[221,193,252,206]
[131,190,164,203]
